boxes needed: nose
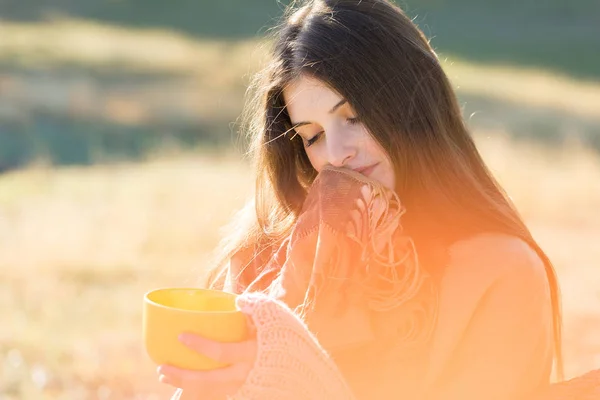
[325,126,357,168]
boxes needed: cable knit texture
[228,292,356,400]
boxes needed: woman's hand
[157,333,257,400]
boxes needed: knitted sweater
[171,292,355,400]
[173,166,554,399]
[231,292,356,399]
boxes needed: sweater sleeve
[169,293,356,400]
[422,234,554,400]
[229,292,357,400]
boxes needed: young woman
[157,0,564,398]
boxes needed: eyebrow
[290,99,347,128]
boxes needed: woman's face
[283,75,395,190]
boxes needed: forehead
[283,76,343,116]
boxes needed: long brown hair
[207,0,563,378]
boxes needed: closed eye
[305,131,324,147]
[304,117,360,147]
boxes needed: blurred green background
[1,0,599,171]
[2,1,600,400]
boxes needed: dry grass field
[1,18,600,400]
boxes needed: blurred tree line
[3,0,598,78]
[0,0,599,171]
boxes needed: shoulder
[445,232,548,291]
[436,232,551,321]
[425,234,555,389]
[433,232,552,340]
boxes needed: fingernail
[178,334,189,344]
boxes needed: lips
[353,163,379,177]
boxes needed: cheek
[364,136,390,161]
[304,148,326,172]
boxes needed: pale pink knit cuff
[229,292,356,400]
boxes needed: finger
[157,365,179,387]
[158,364,246,390]
[178,333,257,364]
[157,365,192,389]
[158,373,175,387]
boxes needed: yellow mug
[143,287,248,370]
